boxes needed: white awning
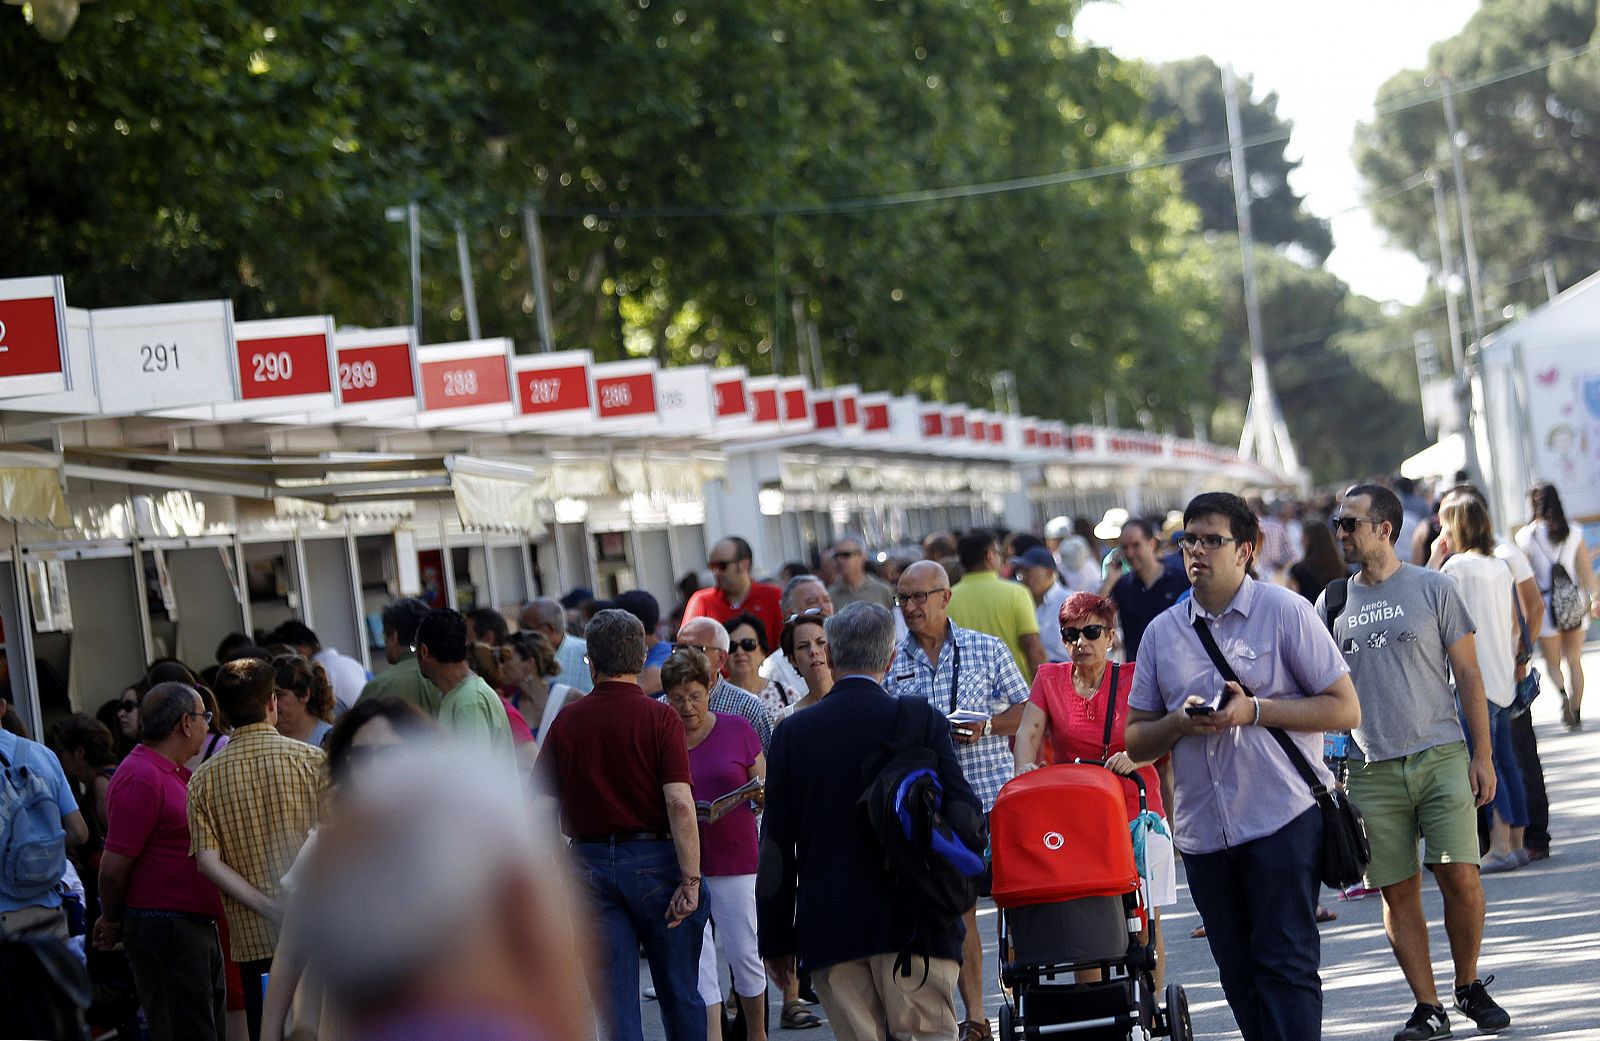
[1401,433,1467,481]
[0,447,71,527]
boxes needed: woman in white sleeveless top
[1515,482,1600,729]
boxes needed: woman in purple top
[662,648,771,1041]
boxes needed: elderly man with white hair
[759,575,835,702]
[287,742,591,1041]
[675,616,774,753]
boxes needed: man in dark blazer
[758,602,981,1041]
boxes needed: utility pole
[1439,75,1488,355]
[1428,169,1482,486]
[522,203,557,352]
[385,201,425,340]
[1222,63,1301,483]
[454,219,482,340]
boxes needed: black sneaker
[1393,1003,1450,1041]
[1454,976,1511,1032]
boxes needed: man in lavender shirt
[1126,492,1360,1041]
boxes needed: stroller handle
[1070,757,1149,814]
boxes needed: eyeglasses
[707,560,735,572]
[1060,624,1109,643]
[731,638,761,653]
[1176,533,1241,552]
[1329,516,1381,534]
[186,710,214,726]
[674,642,714,655]
[894,589,948,606]
[834,549,861,558]
[118,700,140,713]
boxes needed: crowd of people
[0,475,1594,1041]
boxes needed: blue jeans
[1183,808,1323,1041]
[570,839,709,1041]
[1489,704,1529,828]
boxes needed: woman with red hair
[1013,590,1175,984]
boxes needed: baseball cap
[1009,546,1058,571]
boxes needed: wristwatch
[982,719,993,738]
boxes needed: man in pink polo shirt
[94,682,226,1041]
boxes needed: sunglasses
[731,638,761,653]
[1060,624,1109,643]
[707,560,736,571]
[118,700,140,713]
[1328,516,1381,534]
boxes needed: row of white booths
[0,276,1287,735]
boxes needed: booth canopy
[0,446,71,527]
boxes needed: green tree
[1146,57,1333,262]
[1354,0,1600,325]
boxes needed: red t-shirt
[688,713,762,876]
[540,681,693,838]
[103,745,224,916]
[1028,661,1164,820]
[500,695,535,744]
[683,583,784,648]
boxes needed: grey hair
[523,597,565,631]
[781,574,827,614]
[1059,535,1091,570]
[677,615,730,651]
[141,682,199,742]
[834,533,866,553]
[585,608,647,676]
[825,603,897,675]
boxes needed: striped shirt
[710,677,774,754]
[187,723,324,961]
[554,634,593,694]
[885,622,1031,810]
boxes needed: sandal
[781,1002,821,1030]
[1191,924,1206,938]
[1315,905,1337,923]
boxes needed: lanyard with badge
[939,638,963,711]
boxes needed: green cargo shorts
[1346,741,1479,889]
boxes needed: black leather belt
[125,907,216,924]
[570,831,671,844]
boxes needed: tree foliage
[1354,0,1600,323]
[1,0,1218,429]
[1145,57,1332,262]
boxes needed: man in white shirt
[272,621,367,716]
[1012,546,1071,662]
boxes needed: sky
[1075,0,1481,305]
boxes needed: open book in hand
[696,776,765,824]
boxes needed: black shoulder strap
[1101,662,1122,755]
[1189,616,1325,796]
[1322,578,1349,636]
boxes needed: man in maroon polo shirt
[683,537,784,648]
[540,608,710,1041]
[94,682,226,1041]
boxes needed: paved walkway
[645,646,1600,1040]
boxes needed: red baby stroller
[990,763,1192,1041]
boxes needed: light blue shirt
[1128,575,1349,855]
[553,633,593,694]
[0,731,77,912]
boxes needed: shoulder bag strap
[1101,662,1122,757]
[1189,616,1326,796]
[1503,558,1533,661]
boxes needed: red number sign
[988,421,1004,443]
[813,399,839,429]
[752,387,780,423]
[595,372,656,418]
[782,387,808,423]
[420,354,509,410]
[714,378,748,418]
[0,295,63,379]
[864,403,890,431]
[337,341,414,403]
[236,333,332,399]
[949,414,968,438]
[517,364,590,414]
[922,412,944,437]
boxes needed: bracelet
[682,876,702,888]
[1251,697,1262,726]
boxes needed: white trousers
[695,873,766,1004]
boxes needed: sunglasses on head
[731,638,760,653]
[784,607,825,625]
[1060,624,1109,643]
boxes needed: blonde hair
[1440,495,1494,556]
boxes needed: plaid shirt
[711,677,774,754]
[885,622,1031,810]
[188,723,324,961]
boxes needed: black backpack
[1,931,91,1040]
[858,701,987,975]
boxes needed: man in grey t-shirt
[1319,484,1508,1040]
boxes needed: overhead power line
[530,38,1600,222]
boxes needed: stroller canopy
[990,764,1140,909]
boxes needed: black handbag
[1191,617,1371,889]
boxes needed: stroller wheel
[1163,983,1193,1040]
[997,1003,1015,1041]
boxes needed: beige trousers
[814,952,960,1041]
